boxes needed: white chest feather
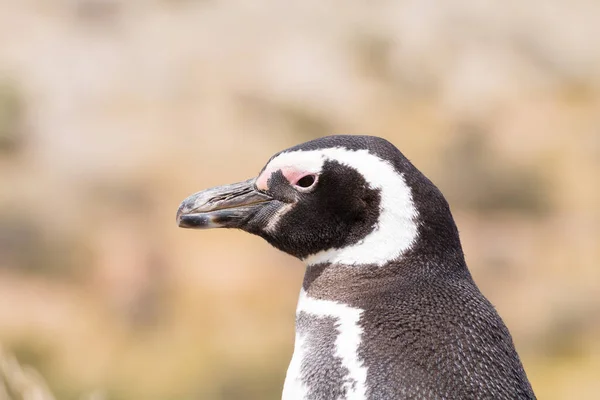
[282,290,368,400]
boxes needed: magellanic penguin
[176,135,536,400]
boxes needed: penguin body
[177,135,535,399]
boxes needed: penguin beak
[176,178,273,229]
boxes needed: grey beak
[176,178,273,229]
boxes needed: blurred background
[0,1,599,399]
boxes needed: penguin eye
[294,174,318,190]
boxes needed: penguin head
[177,135,462,265]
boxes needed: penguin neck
[301,248,470,305]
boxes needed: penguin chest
[282,291,368,400]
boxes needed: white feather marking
[264,151,326,175]
[265,203,293,233]
[282,332,309,400]
[282,290,368,400]
[264,147,419,266]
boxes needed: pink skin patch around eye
[256,166,313,191]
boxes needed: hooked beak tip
[176,198,196,227]
[175,203,187,226]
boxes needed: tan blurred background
[0,1,599,399]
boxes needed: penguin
[176,135,536,400]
